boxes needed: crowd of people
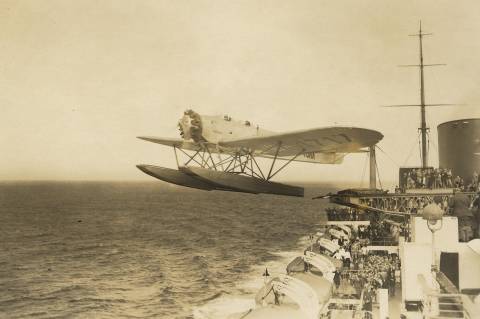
[357,221,401,246]
[325,206,404,244]
[328,170,480,219]
[328,228,399,315]
[403,167,453,189]
[347,254,399,295]
[326,226,399,315]
[326,207,368,221]
[311,205,411,319]
[316,169,480,317]
[358,191,480,242]
[403,168,480,192]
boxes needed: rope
[376,145,400,168]
[403,131,421,166]
[430,133,438,153]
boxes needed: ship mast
[417,22,428,168]
[384,22,449,168]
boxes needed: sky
[1,0,479,186]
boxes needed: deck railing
[330,192,477,217]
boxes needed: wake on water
[192,235,316,319]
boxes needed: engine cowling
[178,109,203,142]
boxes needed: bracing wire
[429,133,438,153]
[429,134,440,167]
[403,131,421,166]
[376,145,400,168]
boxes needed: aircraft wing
[137,136,216,152]
[218,126,383,156]
[260,153,347,164]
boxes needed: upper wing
[260,152,347,164]
[137,136,216,152]
[218,127,383,156]
[138,135,347,164]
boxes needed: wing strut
[173,146,180,168]
[215,155,234,168]
[268,149,305,180]
[204,145,217,171]
[183,150,202,166]
[241,153,250,173]
[224,155,236,172]
[251,156,266,179]
[267,142,282,180]
[169,146,306,182]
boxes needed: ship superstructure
[316,23,480,319]
[223,23,480,319]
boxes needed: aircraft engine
[178,109,203,142]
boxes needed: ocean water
[0,182,334,319]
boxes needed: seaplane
[136,109,383,197]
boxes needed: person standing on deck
[450,191,476,241]
[361,245,368,259]
[431,168,436,188]
[446,169,453,188]
[362,285,373,319]
[333,270,341,292]
[436,170,443,188]
[343,248,352,269]
[388,265,396,296]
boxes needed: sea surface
[0,182,335,318]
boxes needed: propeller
[178,109,203,142]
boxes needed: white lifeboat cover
[467,238,480,255]
[318,238,340,253]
